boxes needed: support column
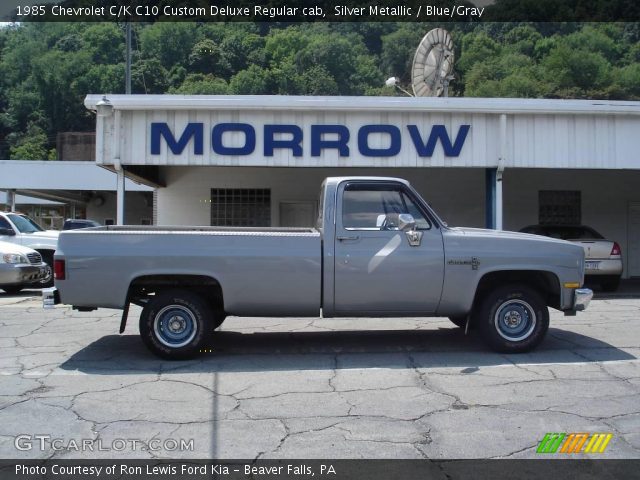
[485,168,497,229]
[495,169,503,230]
[7,189,16,212]
[116,167,125,225]
[496,113,507,231]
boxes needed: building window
[210,188,271,227]
[539,190,581,225]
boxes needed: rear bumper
[42,287,60,309]
[584,259,622,276]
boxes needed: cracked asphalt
[0,291,639,460]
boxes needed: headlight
[2,253,28,264]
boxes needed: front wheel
[139,289,214,359]
[38,251,54,288]
[476,284,549,353]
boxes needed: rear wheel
[476,284,549,353]
[139,289,214,359]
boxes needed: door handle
[337,235,359,241]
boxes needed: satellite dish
[411,28,455,97]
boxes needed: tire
[38,251,54,288]
[476,284,549,353]
[139,289,214,359]
[2,286,23,294]
[600,275,621,292]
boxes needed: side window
[0,217,12,230]
[342,184,430,230]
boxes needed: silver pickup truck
[47,177,592,359]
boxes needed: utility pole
[125,22,132,94]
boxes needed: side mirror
[398,213,416,232]
[0,227,15,236]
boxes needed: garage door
[629,202,640,278]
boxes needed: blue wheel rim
[153,305,198,348]
[494,299,536,342]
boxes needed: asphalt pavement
[0,290,638,459]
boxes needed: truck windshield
[7,214,45,233]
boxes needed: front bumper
[574,288,593,311]
[0,263,49,286]
[564,287,594,316]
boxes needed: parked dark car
[62,219,101,230]
[519,225,623,291]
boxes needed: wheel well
[128,275,224,315]
[473,270,561,311]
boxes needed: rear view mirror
[0,227,15,236]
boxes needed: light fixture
[384,77,414,97]
[95,96,113,117]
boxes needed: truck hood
[445,227,585,270]
[0,240,37,255]
[21,230,59,246]
[451,227,568,245]
[25,230,59,239]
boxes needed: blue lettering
[212,123,256,155]
[150,122,203,155]
[407,124,470,157]
[358,125,401,157]
[150,122,471,159]
[264,125,303,157]
[311,125,350,157]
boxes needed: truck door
[333,181,445,314]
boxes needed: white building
[85,95,640,278]
[0,160,154,228]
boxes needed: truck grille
[27,252,42,264]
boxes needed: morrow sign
[150,123,471,158]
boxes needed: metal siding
[108,102,640,170]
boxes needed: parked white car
[520,224,623,291]
[0,240,51,294]
[0,212,58,287]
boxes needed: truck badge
[448,257,480,270]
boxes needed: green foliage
[0,21,638,159]
[138,22,200,70]
[169,74,230,95]
[9,124,51,160]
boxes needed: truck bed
[56,226,322,315]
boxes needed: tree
[9,124,55,160]
[131,58,168,94]
[169,74,230,94]
[542,44,612,97]
[230,65,272,94]
[138,22,199,70]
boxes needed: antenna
[411,28,455,97]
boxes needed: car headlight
[2,253,28,264]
